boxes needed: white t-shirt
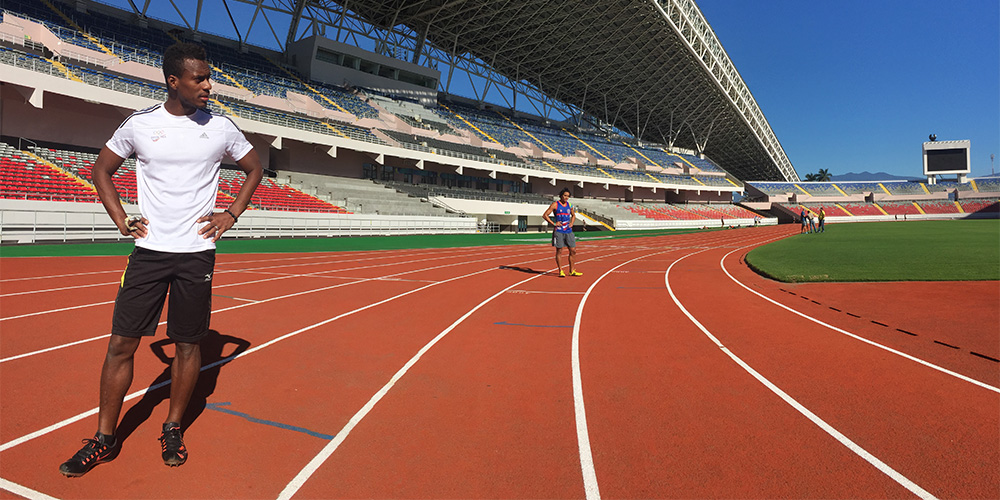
[106,104,253,253]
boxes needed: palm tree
[802,170,831,182]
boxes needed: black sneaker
[59,433,120,477]
[159,422,187,466]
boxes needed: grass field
[746,220,1000,282]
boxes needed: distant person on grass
[817,207,826,233]
[59,42,263,477]
[800,208,808,234]
[543,188,583,277]
[808,212,817,233]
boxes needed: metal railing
[0,202,477,244]
[0,47,63,77]
[76,69,166,100]
[0,192,100,204]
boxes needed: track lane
[573,228,911,498]
[0,245,567,498]
[272,229,788,497]
[0,247,499,319]
[0,256,125,283]
[0,247,526,359]
[581,249,913,498]
[3,226,995,499]
[278,246,649,499]
[668,245,999,499]
[724,265,1000,385]
[0,246,553,445]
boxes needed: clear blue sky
[698,0,999,179]
[101,0,999,179]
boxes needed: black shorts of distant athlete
[552,231,576,248]
[111,247,216,343]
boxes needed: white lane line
[664,251,936,500]
[204,248,479,289]
[0,246,463,283]
[226,271,360,279]
[275,247,639,500]
[0,269,119,283]
[0,249,563,454]
[0,300,117,322]
[0,247,483,298]
[0,251,356,284]
[719,248,1000,394]
[0,281,115,298]
[570,252,665,500]
[0,334,111,364]
[217,246,513,277]
[213,294,260,303]
[275,270,551,500]
[0,478,58,500]
[0,248,521,322]
[0,248,549,363]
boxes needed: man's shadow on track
[115,330,251,444]
[499,265,549,275]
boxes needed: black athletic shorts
[111,246,216,343]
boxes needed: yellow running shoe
[570,270,583,276]
[559,270,566,277]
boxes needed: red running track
[0,226,997,499]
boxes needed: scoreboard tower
[923,139,970,184]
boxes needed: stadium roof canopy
[103,0,799,182]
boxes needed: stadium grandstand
[0,0,995,243]
[743,179,998,224]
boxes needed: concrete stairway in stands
[278,172,453,216]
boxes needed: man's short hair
[559,188,571,196]
[163,42,207,81]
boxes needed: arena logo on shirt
[150,130,167,142]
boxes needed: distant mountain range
[825,171,998,181]
[829,171,922,182]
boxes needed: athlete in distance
[543,188,583,277]
[59,42,263,477]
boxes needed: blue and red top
[553,200,573,233]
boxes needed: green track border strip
[0,228,721,258]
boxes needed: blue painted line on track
[494,321,572,329]
[205,402,333,440]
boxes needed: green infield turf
[0,227,719,258]
[746,220,1000,282]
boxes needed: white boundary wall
[0,200,476,244]
[615,217,777,230]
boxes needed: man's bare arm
[92,146,147,238]
[197,148,263,242]
[228,148,263,217]
[542,202,558,226]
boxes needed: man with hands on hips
[59,42,262,477]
